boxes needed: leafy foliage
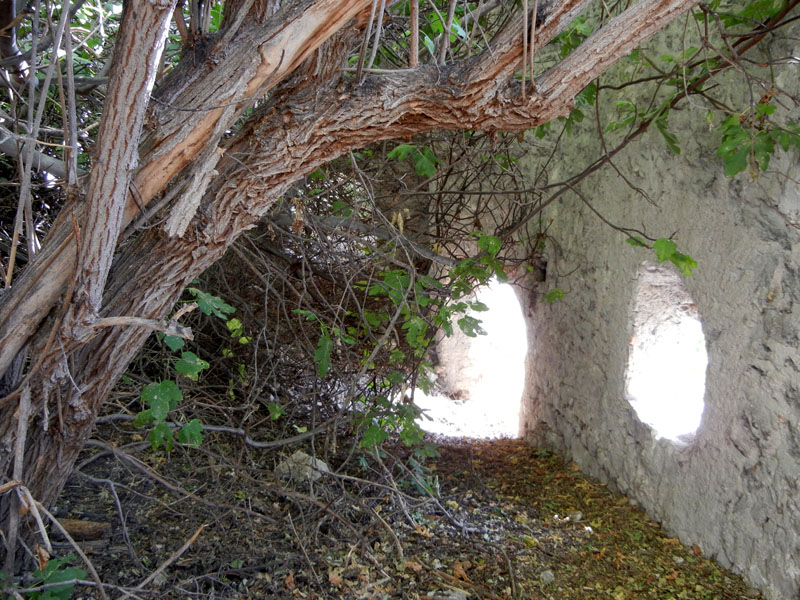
[544,288,565,304]
[133,287,244,451]
[134,380,182,426]
[175,351,210,380]
[314,332,333,378]
[188,287,236,319]
[177,418,204,447]
[653,238,698,276]
[5,555,88,600]
[716,107,800,177]
[387,144,441,179]
[555,16,594,58]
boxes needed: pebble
[439,590,468,600]
[540,570,555,584]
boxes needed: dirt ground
[39,422,764,600]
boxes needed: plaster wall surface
[519,21,800,600]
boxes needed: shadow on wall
[413,279,527,438]
[625,261,708,444]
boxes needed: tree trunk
[0,0,698,567]
[0,0,177,565]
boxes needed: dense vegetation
[0,0,797,594]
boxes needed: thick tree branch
[0,0,371,376]
[74,0,176,318]
[0,0,697,382]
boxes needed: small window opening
[413,278,527,438]
[625,262,708,443]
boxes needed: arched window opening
[625,262,708,444]
[413,278,527,438]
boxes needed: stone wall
[518,19,800,600]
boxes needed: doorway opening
[413,278,527,438]
[625,262,708,444]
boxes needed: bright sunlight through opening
[413,279,527,438]
[625,263,708,444]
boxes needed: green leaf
[187,288,235,319]
[576,82,597,107]
[450,16,468,39]
[477,233,502,256]
[422,33,435,57]
[411,147,440,179]
[653,238,677,263]
[292,308,318,321]
[30,556,86,600]
[331,200,353,216]
[334,328,357,345]
[723,149,749,177]
[175,351,210,380]
[177,419,203,448]
[457,315,486,337]
[387,144,416,161]
[149,422,174,451]
[626,236,647,247]
[535,123,550,138]
[752,131,775,172]
[164,335,185,351]
[314,333,333,377]
[755,103,776,117]
[544,288,565,304]
[309,167,326,182]
[655,116,681,155]
[371,269,411,304]
[268,402,285,420]
[469,301,489,312]
[403,315,428,347]
[669,252,698,276]
[360,424,389,448]
[133,408,154,427]
[226,318,244,337]
[363,310,381,327]
[140,380,182,421]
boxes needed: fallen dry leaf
[33,544,49,571]
[453,560,471,581]
[405,560,423,573]
[284,570,295,590]
[328,569,343,587]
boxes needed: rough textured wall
[519,20,800,600]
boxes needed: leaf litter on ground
[53,430,762,600]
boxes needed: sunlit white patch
[625,263,708,443]
[414,278,527,438]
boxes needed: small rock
[151,571,169,588]
[437,590,468,600]
[275,450,330,481]
[540,570,555,584]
